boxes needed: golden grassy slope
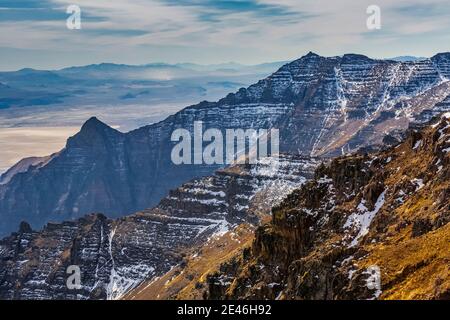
[123,224,255,300]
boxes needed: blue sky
[0,0,449,70]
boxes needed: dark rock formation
[0,155,318,299]
[206,114,450,300]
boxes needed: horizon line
[2,51,446,73]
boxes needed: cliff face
[0,155,318,300]
[206,114,450,300]
[1,53,450,236]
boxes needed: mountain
[388,56,427,62]
[0,156,53,185]
[0,61,280,132]
[175,61,288,74]
[0,82,64,109]
[204,113,450,300]
[1,52,450,236]
[0,155,318,299]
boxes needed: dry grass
[123,224,255,300]
[360,223,449,300]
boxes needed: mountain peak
[18,221,33,234]
[432,52,450,60]
[303,51,320,58]
[67,116,121,148]
[341,53,373,63]
[285,51,321,66]
[84,116,102,125]
[78,116,122,137]
[80,116,111,132]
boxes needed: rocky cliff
[0,155,318,299]
[1,52,450,236]
[206,113,450,300]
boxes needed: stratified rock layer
[1,53,450,236]
[0,155,318,299]
[206,114,450,300]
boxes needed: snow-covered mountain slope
[0,155,318,299]
[1,52,450,236]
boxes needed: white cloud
[1,0,450,69]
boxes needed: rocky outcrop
[206,113,450,300]
[1,53,450,236]
[0,155,317,300]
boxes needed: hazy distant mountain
[0,82,64,109]
[388,56,427,62]
[175,61,288,73]
[0,61,285,123]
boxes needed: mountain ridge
[1,52,450,236]
[0,154,318,299]
[204,113,450,300]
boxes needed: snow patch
[344,190,387,247]
[413,140,422,150]
[412,178,424,190]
